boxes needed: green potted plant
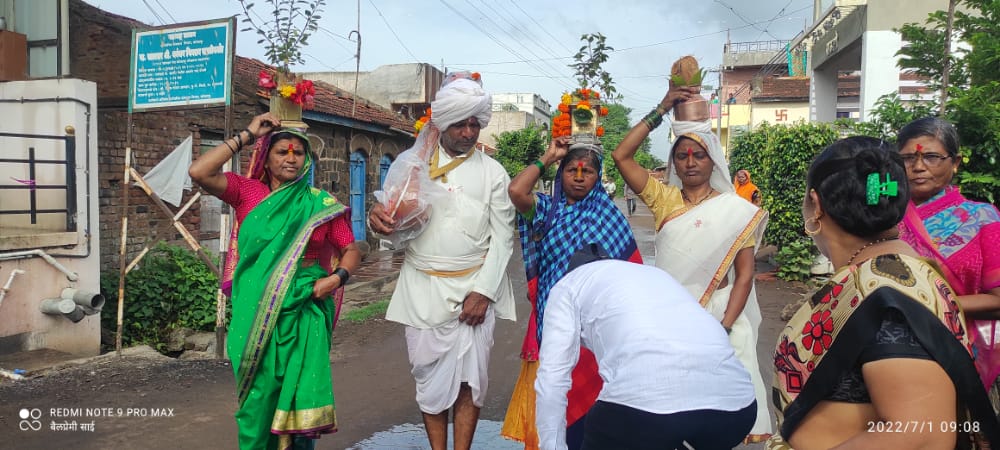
[238,0,327,128]
[669,55,710,122]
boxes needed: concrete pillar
[811,67,838,122]
[860,30,902,121]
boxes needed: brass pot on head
[673,91,710,122]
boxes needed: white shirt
[535,260,754,450]
[385,147,516,328]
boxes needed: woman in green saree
[190,112,361,450]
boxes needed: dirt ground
[0,278,806,450]
[0,202,810,449]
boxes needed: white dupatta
[656,121,768,306]
[656,194,767,306]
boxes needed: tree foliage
[493,125,549,180]
[600,104,661,196]
[569,33,621,102]
[238,0,327,71]
[892,0,1000,203]
[729,122,841,280]
[849,93,935,140]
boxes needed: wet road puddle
[348,420,521,449]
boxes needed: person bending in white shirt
[535,244,756,450]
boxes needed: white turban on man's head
[430,72,492,131]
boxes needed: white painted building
[0,0,103,359]
[794,0,945,122]
[0,78,102,357]
[491,92,552,127]
[303,63,444,121]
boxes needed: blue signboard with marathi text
[129,19,233,112]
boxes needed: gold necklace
[846,236,898,267]
[682,188,715,206]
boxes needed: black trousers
[581,400,756,450]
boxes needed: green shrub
[101,243,221,351]
[729,121,838,251]
[775,238,818,282]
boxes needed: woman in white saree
[611,84,772,443]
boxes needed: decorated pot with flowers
[259,69,316,129]
[552,88,609,142]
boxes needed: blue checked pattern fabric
[518,157,639,343]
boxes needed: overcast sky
[89,0,817,157]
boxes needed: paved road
[0,198,802,449]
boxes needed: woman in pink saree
[895,117,1000,388]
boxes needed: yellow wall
[751,102,810,127]
[710,104,751,157]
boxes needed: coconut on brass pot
[670,56,710,122]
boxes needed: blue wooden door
[379,154,393,189]
[349,151,366,240]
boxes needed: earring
[804,217,822,236]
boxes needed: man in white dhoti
[368,71,516,450]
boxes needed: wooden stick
[173,191,201,221]
[129,167,221,277]
[116,146,132,357]
[124,245,150,275]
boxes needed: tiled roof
[755,77,810,101]
[234,57,414,131]
[75,0,412,132]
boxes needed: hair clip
[866,172,898,205]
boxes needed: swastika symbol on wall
[775,109,788,122]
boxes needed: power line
[367,0,421,63]
[450,4,812,66]
[438,0,574,90]
[316,27,358,57]
[139,0,166,25]
[459,0,573,85]
[754,0,798,41]
[476,0,565,63]
[302,51,351,71]
[715,0,779,40]
[154,0,177,23]
[151,0,177,23]
[508,0,575,55]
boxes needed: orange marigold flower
[471,72,481,81]
[593,91,601,99]
[600,106,609,116]
[596,126,605,137]
[558,103,570,113]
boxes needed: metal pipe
[0,269,26,310]
[39,298,85,323]
[0,249,79,281]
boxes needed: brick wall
[71,0,413,269]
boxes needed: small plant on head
[237,0,327,72]
[669,55,706,88]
